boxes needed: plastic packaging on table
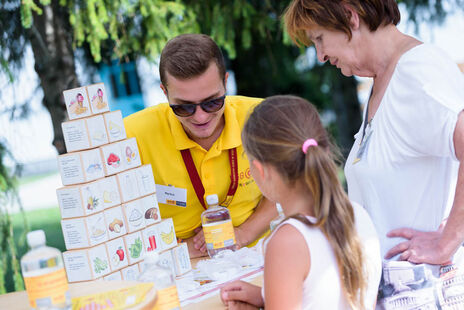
[138,251,181,310]
[20,230,71,310]
[201,194,236,258]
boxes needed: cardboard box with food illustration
[115,168,141,203]
[122,198,146,233]
[61,212,108,249]
[100,138,141,176]
[98,175,121,209]
[139,194,161,226]
[156,218,177,251]
[141,224,161,253]
[171,243,192,276]
[58,149,105,185]
[102,110,126,143]
[104,206,127,240]
[120,263,141,281]
[62,114,109,153]
[86,83,110,115]
[105,237,129,271]
[57,83,191,286]
[63,243,111,282]
[63,86,92,120]
[56,180,103,219]
[123,231,145,265]
[134,164,156,197]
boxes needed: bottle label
[203,220,236,250]
[153,285,181,310]
[24,267,69,308]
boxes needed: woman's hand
[220,281,264,308]
[385,228,453,265]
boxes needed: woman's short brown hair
[284,0,401,46]
[159,34,226,87]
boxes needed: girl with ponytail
[220,95,381,309]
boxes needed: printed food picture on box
[124,231,144,264]
[87,213,108,244]
[106,237,128,271]
[105,206,127,239]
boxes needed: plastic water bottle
[20,230,71,310]
[138,251,180,310]
[270,203,286,231]
[201,194,236,257]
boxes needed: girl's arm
[264,223,310,310]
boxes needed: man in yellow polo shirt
[124,34,277,258]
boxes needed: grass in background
[18,171,57,186]
[4,206,64,293]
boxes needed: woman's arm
[385,111,464,264]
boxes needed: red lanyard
[180,148,238,210]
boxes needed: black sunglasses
[169,95,226,117]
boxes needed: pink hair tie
[302,138,318,154]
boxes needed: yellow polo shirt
[124,96,263,239]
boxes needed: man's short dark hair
[159,34,226,87]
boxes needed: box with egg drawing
[100,138,141,176]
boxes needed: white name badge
[156,184,187,207]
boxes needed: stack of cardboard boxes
[57,84,191,283]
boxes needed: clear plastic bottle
[201,194,236,258]
[20,230,71,310]
[270,203,286,231]
[138,251,181,310]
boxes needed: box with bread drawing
[58,84,191,283]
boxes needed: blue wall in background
[99,61,145,117]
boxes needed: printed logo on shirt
[239,169,255,187]
[239,168,251,181]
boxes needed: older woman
[284,0,464,308]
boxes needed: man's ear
[343,4,360,30]
[160,83,168,98]
[223,72,229,92]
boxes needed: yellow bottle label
[24,267,69,308]
[153,285,181,310]
[203,220,236,250]
[72,283,154,309]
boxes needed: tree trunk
[331,73,362,159]
[27,1,79,155]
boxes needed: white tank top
[262,202,382,309]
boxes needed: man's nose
[191,104,210,121]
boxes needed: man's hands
[220,281,264,309]
[187,225,253,258]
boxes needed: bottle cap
[143,251,160,264]
[27,230,46,248]
[206,194,219,206]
